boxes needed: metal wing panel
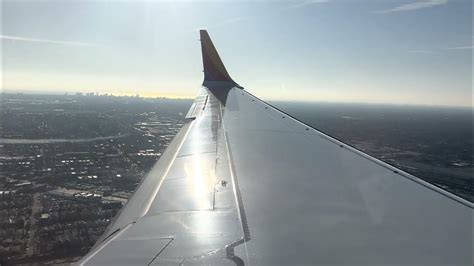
[79,88,247,265]
[223,88,472,265]
[82,86,472,265]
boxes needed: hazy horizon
[2,0,472,107]
[2,89,473,109]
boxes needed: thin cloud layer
[1,35,96,47]
[375,0,448,14]
[291,0,330,9]
[408,50,436,54]
[445,46,474,50]
[408,44,473,54]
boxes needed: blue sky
[1,0,472,106]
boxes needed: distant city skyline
[2,0,472,107]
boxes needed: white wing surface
[79,30,473,266]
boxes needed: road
[26,193,41,256]
[0,134,129,144]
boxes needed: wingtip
[200,30,234,83]
[199,29,208,40]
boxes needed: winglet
[200,30,235,83]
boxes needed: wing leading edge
[79,30,473,265]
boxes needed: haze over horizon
[2,0,472,107]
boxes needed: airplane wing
[79,30,473,265]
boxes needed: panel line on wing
[147,238,173,266]
[79,223,134,265]
[224,132,251,242]
[218,98,251,264]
